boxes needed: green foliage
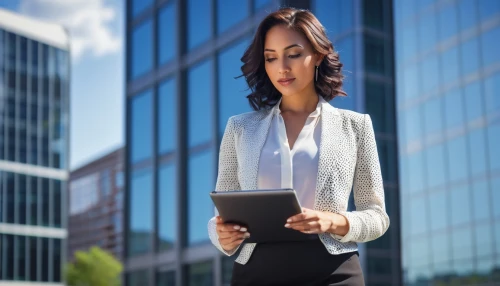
[65,246,122,286]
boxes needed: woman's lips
[277,78,295,86]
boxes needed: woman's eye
[289,54,301,59]
[265,58,276,62]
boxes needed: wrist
[326,212,349,236]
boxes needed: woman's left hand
[285,208,339,234]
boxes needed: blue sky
[1,0,125,170]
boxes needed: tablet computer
[209,188,314,243]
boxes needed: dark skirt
[231,238,364,286]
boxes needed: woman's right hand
[216,216,250,252]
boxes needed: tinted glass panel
[481,26,500,67]
[188,261,213,286]
[188,151,214,245]
[187,0,211,50]
[483,72,500,115]
[254,0,271,11]
[128,168,153,256]
[128,269,150,286]
[131,90,153,163]
[159,163,176,251]
[218,38,251,135]
[159,2,176,65]
[131,0,153,17]
[217,0,249,34]
[188,60,212,147]
[313,0,353,38]
[131,20,153,79]
[159,78,176,154]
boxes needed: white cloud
[19,0,122,61]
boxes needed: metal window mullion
[48,47,54,169]
[37,43,43,167]
[15,35,20,163]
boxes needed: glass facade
[0,18,69,285]
[125,0,400,285]
[394,0,500,285]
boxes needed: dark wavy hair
[240,7,347,111]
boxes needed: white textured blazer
[208,98,390,265]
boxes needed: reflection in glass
[128,269,150,286]
[447,136,467,182]
[131,20,153,79]
[313,0,353,39]
[217,0,249,34]
[188,261,213,286]
[157,270,176,286]
[188,60,212,147]
[159,163,176,251]
[131,0,153,17]
[468,128,487,177]
[188,151,214,245]
[128,168,153,257]
[131,90,153,163]
[218,38,251,134]
[483,72,500,115]
[449,185,471,226]
[159,2,176,65]
[428,190,447,231]
[481,27,500,68]
[158,78,176,154]
[187,0,211,50]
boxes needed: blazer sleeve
[207,117,242,255]
[336,114,390,243]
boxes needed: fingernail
[287,219,291,222]
[233,225,240,230]
[285,224,290,228]
[240,227,247,232]
[244,233,250,238]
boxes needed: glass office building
[0,8,70,285]
[394,0,500,284]
[125,0,399,285]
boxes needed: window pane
[159,2,176,65]
[487,123,500,172]
[157,270,175,286]
[187,261,213,286]
[53,180,62,228]
[472,180,490,222]
[365,80,393,134]
[461,38,480,76]
[131,90,153,163]
[364,35,387,75]
[493,178,500,218]
[421,54,439,93]
[128,269,150,286]
[450,184,471,226]
[451,226,473,260]
[431,232,451,273]
[363,0,385,31]
[29,177,38,225]
[403,64,418,100]
[404,107,422,143]
[6,173,14,223]
[217,0,249,34]
[128,168,153,256]
[159,163,176,251]
[188,60,213,147]
[29,236,38,281]
[313,0,353,38]
[52,239,61,282]
[188,0,211,50]
[401,24,417,62]
[440,47,459,85]
[447,136,468,182]
[218,38,251,135]
[425,143,446,189]
[481,26,500,68]
[444,89,464,128]
[478,0,500,21]
[458,0,477,30]
[475,223,494,258]
[423,97,443,136]
[332,36,355,110]
[438,3,458,41]
[407,151,424,194]
[419,11,438,52]
[131,19,153,79]
[254,0,271,11]
[188,151,214,245]
[18,175,27,224]
[41,237,49,281]
[131,0,153,17]
[41,178,49,226]
[4,234,14,279]
[429,190,447,231]
[410,196,428,235]
[16,236,26,280]
[464,80,483,122]
[468,128,487,177]
[483,72,500,115]
[158,78,177,154]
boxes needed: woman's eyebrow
[264,44,304,52]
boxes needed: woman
[208,7,389,286]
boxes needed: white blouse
[257,96,325,209]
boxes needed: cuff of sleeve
[331,212,355,243]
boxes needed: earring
[315,66,318,82]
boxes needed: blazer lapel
[314,101,341,210]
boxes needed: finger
[288,221,320,232]
[287,209,316,223]
[286,218,318,227]
[217,224,248,233]
[219,232,250,247]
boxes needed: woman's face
[263,24,322,98]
